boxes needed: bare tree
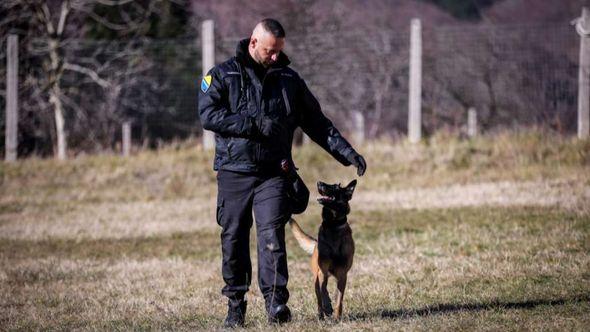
[1,0,160,159]
[427,22,577,134]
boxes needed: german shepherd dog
[289,180,356,320]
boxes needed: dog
[289,179,357,320]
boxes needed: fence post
[467,107,477,138]
[577,7,590,139]
[352,111,365,145]
[122,121,131,157]
[408,19,422,143]
[201,20,216,149]
[5,34,18,162]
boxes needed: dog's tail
[288,218,316,255]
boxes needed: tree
[419,0,499,20]
[1,0,166,159]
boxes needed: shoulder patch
[201,75,212,93]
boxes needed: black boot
[267,303,292,324]
[224,299,247,328]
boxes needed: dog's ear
[345,179,357,199]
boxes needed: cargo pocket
[216,196,225,227]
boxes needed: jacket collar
[236,38,290,68]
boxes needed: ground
[1,130,589,330]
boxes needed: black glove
[346,151,367,176]
[257,117,284,138]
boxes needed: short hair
[260,18,285,38]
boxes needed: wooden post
[201,20,215,149]
[577,7,590,139]
[5,34,18,162]
[467,107,477,138]
[122,121,131,157]
[408,19,422,143]
[352,111,365,144]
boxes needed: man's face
[250,32,284,68]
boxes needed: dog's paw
[323,304,333,317]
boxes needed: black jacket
[198,38,356,172]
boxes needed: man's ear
[345,179,357,198]
[249,37,257,48]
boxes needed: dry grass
[0,198,216,240]
[354,177,590,212]
[0,130,589,330]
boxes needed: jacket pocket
[227,137,257,164]
[281,88,292,116]
[216,196,225,226]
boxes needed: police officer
[198,18,366,327]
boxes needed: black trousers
[216,170,292,307]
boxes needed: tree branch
[92,0,135,6]
[73,0,156,32]
[56,0,71,36]
[84,9,133,30]
[40,3,55,35]
[63,62,110,88]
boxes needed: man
[198,18,366,327]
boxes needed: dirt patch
[355,178,590,212]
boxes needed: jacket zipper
[255,68,281,165]
[255,73,264,164]
[281,87,291,116]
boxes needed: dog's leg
[320,272,333,317]
[334,273,347,320]
[314,271,324,320]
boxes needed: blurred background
[0,0,587,158]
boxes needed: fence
[1,14,587,160]
[286,22,579,141]
[1,36,202,158]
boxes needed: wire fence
[1,35,202,155]
[425,23,578,134]
[0,21,582,156]
[218,22,578,139]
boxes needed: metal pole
[467,108,478,138]
[352,111,365,145]
[578,7,590,139]
[122,121,131,157]
[408,19,422,143]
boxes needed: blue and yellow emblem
[201,75,212,93]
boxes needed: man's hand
[257,117,284,138]
[346,151,367,176]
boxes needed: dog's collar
[322,217,348,229]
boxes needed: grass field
[1,130,589,330]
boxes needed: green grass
[0,130,589,330]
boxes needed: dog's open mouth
[317,182,336,204]
[317,195,335,204]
